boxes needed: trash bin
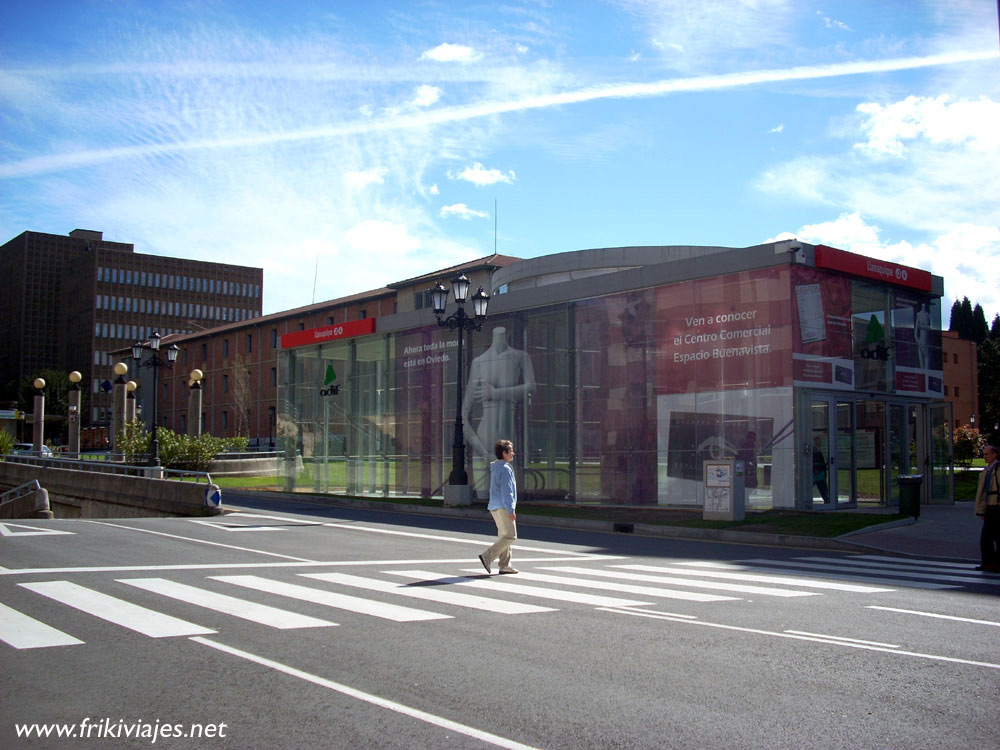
[898,474,923,519]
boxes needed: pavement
[230,490,984,565]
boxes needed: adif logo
[320,364,340,396]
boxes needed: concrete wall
[0,462,222,519]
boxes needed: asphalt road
[2,495,998,750]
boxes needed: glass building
[278,241,951,511]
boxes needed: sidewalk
[835,501,981,562]
[230,491,983,564]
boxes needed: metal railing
[1,479,42,506]
[1,454,213,484]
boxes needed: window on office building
[247,334,252,353]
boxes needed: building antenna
[312,256,319,304]
[494,199,497,254]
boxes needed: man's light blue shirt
[488,460,516,514]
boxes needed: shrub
[117,418,151,464]
[0,430,14,456]
[953,424,986,467]
[115,419,248,472]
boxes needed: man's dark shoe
[478,553,491,575]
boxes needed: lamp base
[443,484,474,507]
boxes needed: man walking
[478,439,518,575]
[975,444,1000,572]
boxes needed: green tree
[990,313,1000,340]
[953,424,986,467]
[972,303,988,345]
[979,335,1000,444]
[0,429,14,456]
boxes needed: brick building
[941,330,979,429]
[158,255,517,444]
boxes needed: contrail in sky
[1,49,996,179]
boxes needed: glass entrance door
[809,397,856,508]
[929,402,954,502]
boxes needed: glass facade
[278,250,948,510]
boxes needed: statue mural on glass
[462,327,536,491]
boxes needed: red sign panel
[815,245,932,292]
[281,318,376,349]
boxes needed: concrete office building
[0,229,263,437]
[275,241,953,511]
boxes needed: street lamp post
[431,274,489,506]
[67,371,82,457]
[132,332,180,467]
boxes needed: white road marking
[212,575,450,622]
[303,572,556,615]
[543,565,817,598]
[119,578,337,629]
[610,563,894,592]
[0,602,84,649]
[388,570,653,608]
[795,556,1000,584]
[0,523,74,536]
[81,520,318,561]
[189,514,326,532]
[461,569,737,602]
[676,561,958,590]
[599,609,1000,670]
[855,554,980,570]
[783,630,900,648]
[19,581,215,638]
[192,637,545,750]
[867,606,1000,627]
[0,557,606,577]
[739,558,1000,586]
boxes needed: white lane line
[677,561,958,590]
[610,564,894,593]
[212,575,450,622]
[321,522,608,557]
[0,522,75,536]
[0,556,604,576]
[81,521,318,562]
[460,569,737,602]
[599,609,1000,670]
[0,602,84,649]
[783,631,900,648]
[192,637,545,750]
[19,581,215,638]
[867,606,1000,627]
[739,558,999,586]
[855,555,980,570]
[303,572,556,615]
[119,578,337,630]
[544,566,817,598]
[388,570,653,608]
[796,556,1000,583]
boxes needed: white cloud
[450,162,515,186]
[757,94,1000,234]
[768,124,784,134]
[344,167,387,190]
[440,203,488,220]
[817,11,852,32]
[412,84,442,108]
[854,95,1000,157]
[769,212,1000,321]
[420,43,482,63]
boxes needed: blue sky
[1,1,998,322]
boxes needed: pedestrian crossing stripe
[211,575,452,622]
[2,556,994,650]
[120,578,337,629]
[19,580,216,638]
[0,523,74,537]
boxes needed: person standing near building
[478,439,518,575]
[975,444,1000,572]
